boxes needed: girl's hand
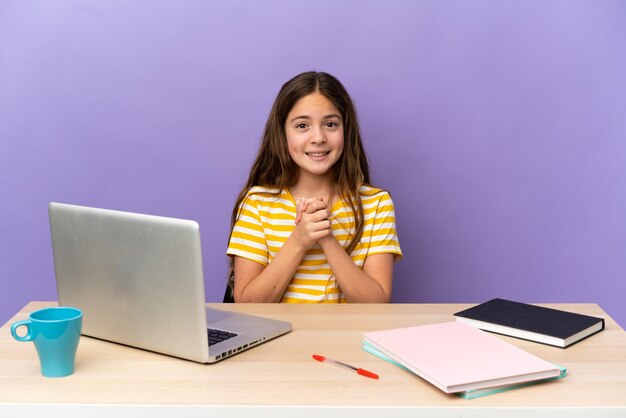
[295,196,330,224]
[295,196,323,224]
[292,197,331,250]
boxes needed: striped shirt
[226,185,402,303]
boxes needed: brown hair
[227,71,371,295]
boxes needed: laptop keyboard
[207,328,238,346]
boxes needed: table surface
[1,301,625,416]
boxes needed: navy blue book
[454,298,605,348]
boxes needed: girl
[226,71,402,303]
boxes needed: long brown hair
[227,71,371,294]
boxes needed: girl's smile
[305,150,331,160]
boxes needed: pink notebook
[363,321,561,393]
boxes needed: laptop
[48,202,292,363]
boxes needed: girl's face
[284,92,344,181]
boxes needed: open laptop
[49,202,291,363]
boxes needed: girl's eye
[325,121,339,128]
[296,123,307,129]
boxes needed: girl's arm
[319,236,394,303]
[233,200,331,302]
[232,243,304,303]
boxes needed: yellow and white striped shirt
[226,185,402,303]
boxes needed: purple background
[1,1,625,327]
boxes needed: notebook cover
[363,321,561,393]
[453,298,605,346]
[362,341,567,399]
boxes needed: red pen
[312,354,379,379]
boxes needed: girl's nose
[310,128,327,144]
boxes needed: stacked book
[363,321,566,399]
[363,299,604,399]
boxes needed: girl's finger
[309,208,332,223]
[300,200,309,218]
[294,198,299,222]
[295,198,302,224]
[305,201,326,214]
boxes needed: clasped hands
[293,197,333,250]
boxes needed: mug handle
[11,320,33,342]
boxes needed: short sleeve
[367,192,403,261]
[226,193,269,266]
